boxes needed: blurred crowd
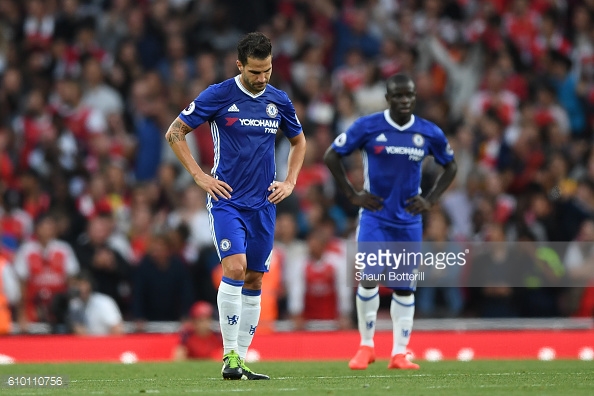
[1,0,594,335]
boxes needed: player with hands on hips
[324,73,457,370]
[165,32,306,380]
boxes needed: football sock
[390,293,415,356]
[356,285,380,347]
[218,277,244,355]
[237,289,262,360]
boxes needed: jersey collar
[384,110,415,131]
[235,75,266,98]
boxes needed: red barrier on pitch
[0,330,592,363]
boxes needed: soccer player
[165,32,306,380]
[324,73,457,370]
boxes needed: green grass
[0,360,592,395]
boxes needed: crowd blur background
[1,0,594,337]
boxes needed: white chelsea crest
[266,103,278,118]
[412,133,424,147]
[220,239,231,252]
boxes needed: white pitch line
[71,371,591,384]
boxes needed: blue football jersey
[332,110,454,226]
[179,76,303,209]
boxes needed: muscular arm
[323,147,383,211]
[268,132,306,204]
[165,117,232,200]
[323,147,357,199]
[425,160,457,205]
[285,133,306,186]
[165,117,203,178]
[406,160,458,215]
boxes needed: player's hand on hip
[268,181,294,204]
[349,190,384,211]
[194,173,232,201]
[405,195,431,215]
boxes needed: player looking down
[324,73,457,370]
[165,32,306,380]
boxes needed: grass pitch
[0,360,592,395]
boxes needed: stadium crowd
[1,0,594,335]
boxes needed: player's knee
[223,266,245,280]
[393,290,413,296]
[244,271,263,290]
[221,262,246,281]
[221,255,247,280]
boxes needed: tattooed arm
[165,117,232,200]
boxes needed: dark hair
[386,73,413,92]
[237,32,272,65]
[75,269,96,290]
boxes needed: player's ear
[236,60,243,72]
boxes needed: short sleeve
[331,117,368,156]
[278,93,302,138]
[428,124,455,166]
[86,109,107,134]
[178,85,220,129]
[12,245,29,280]
[64,243,80,276]
[101,296,122,327]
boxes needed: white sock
[356,285,380,347]
[217,277,243,355]
[390,293,415,356]
[237,290,261,360]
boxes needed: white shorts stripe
[206,195,220,260]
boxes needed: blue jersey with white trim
[332,110,454,226]
[179,76,302,209]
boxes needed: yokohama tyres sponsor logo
[238,119,279,128]
[225,118,279,128]
[385,146,424,156]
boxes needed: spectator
[130,76,164,182]
[167,184,212,262]
[81,57,124,118]
[132,232,194,329]
[286,219,351,330]
[23,0,55,52]
[416,208,464,318]
[173,301,221,361]
[74,212,130,314]
[0,188,34,261]
[68,270,124,335]
[13,213,80,331]
[548,51,586,136]
[563,219,594,310]
[423,35,483,122]
[466,222,520,318]
[0,254,20,334]
[53,0,82,45]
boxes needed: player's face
[386,80,416,118]
[237,56,272,94]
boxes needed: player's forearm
[110,323,124,335]
[165,118,204,178]
[285,133,306,186]
[323,147,357,198]
[425,160,457,205]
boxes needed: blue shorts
[208,202,275,273]
[356,216,422,291]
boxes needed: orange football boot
[388,353,420,370]
[348,346,376,370]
